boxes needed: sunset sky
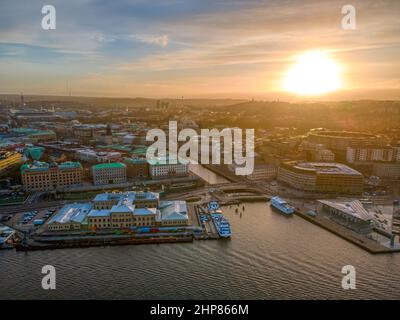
[0,0,399,99]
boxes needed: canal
[189,164,230,184]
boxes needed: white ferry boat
[270,196,294,215]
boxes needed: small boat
[270,196,294,215]
[211,213,231,238]
[207,201,231,238]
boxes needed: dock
[294,207,400,254]
[17,234,194,251]
[192,204,220,240]
[12,203,222,251]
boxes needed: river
[1,166,400,299]
[189,164,229,184]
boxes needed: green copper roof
[25,146,45,161]
[59,162,82,170]
[20,161,82,173]
[92,162,126,170]
[20,161,49,173]
[130,148,147,155]
[30,130,55,136]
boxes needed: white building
[148,157,189,178]
[47,203,92,231]
[346,146,395,163]
[159,201,189,226]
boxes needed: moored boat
[270,196,294,215]
[207,201,231,238]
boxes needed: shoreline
[294,207,400,254]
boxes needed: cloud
[129,34,169,47]
[0,0,399,97]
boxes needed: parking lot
[7,206,61,232]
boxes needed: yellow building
[0,151,22,176]
[278,161,363,194]
[21,161,83,192]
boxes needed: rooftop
[124,158,148,165]
[0,151,20,160]
[319,199,373,221]
[134,207,158,216]
[48,203,93,224]
[21,161,82,173]
[160,201,188,221]
[284,161,363,176]
[92,162,126,170]
[93,192,123,202]
[20,161,49,173]
[147,156,185,166]
[97,145,132,152]
[93,191,159,203]
[87,209,111,218]
[58,161,82,170]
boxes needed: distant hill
[0,94,247,109]
[214,100,400,131]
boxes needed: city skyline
[1,0,400,100]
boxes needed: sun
[282,51,342,96]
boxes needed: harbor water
[1,201,400,299]
[1,166,400,299]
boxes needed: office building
[92,162,127,185]
[21,161,83,191]
[124,158,149,178]
[278,161,363,194]
[306,129,386,161]
[346,146,396,163]
[148,157,189,178]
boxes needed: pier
[17,235,193,251]
[294,207,400,254]
[12,203,223,251]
